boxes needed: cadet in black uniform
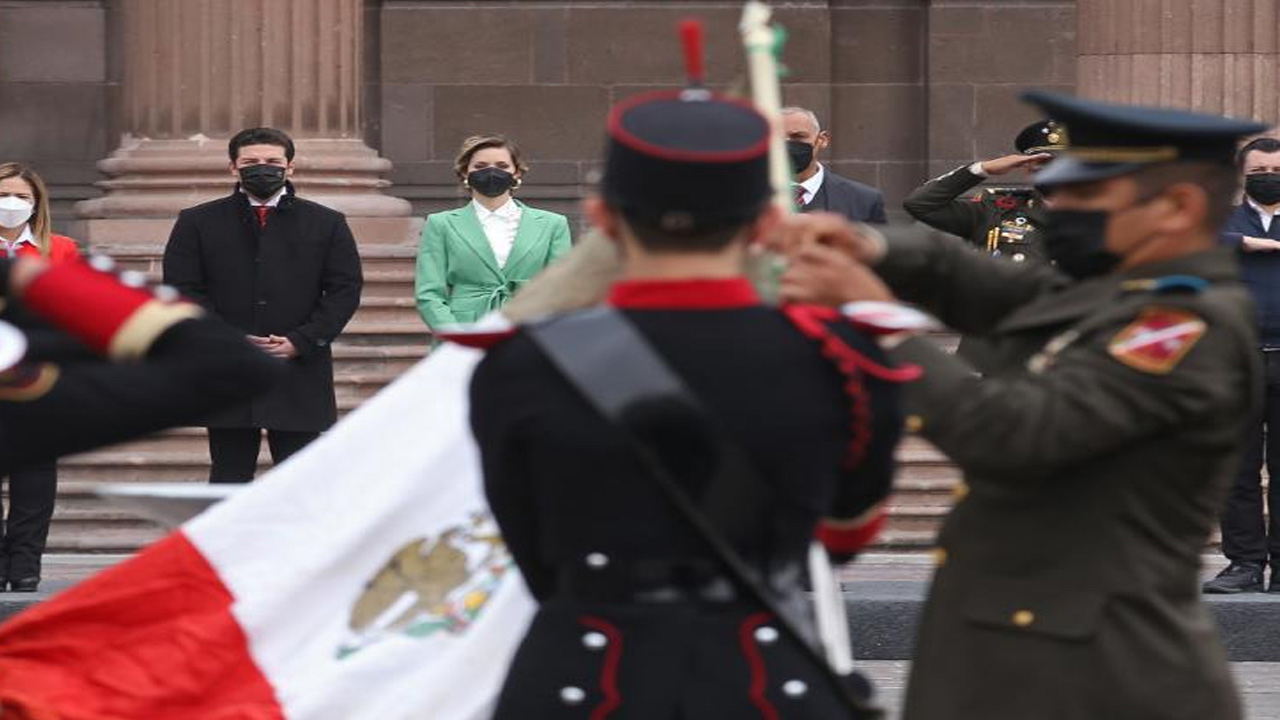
[903,120,1068,264]
[0,255,281,591]
[469,90,907,718]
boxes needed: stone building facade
[0,0,1078,241]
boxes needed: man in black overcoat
[163,127,363,482]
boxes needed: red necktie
[794,184,806,208]
[254,206,270,228]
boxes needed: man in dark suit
[782,106,886,224]
[163,127,363,483]
[1205,136,1280,593]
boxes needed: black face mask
[1042,209,1123,280]
[786,140,815,175]
[467,167,516,198]
[1246,173,1280,206]
[239,164,287,200]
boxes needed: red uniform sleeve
[21,261,202,359]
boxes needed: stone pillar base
[75,136,413,244]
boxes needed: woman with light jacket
[0,162,81,593]
[415,135,571,331]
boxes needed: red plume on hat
[679,18,705,88]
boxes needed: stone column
[77,0,411,245]
[1076,0,1280,124]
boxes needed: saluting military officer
[469,88,908,718]
[779,90,1265,719]
[904,119,1068,264]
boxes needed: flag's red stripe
[0,531,283,720]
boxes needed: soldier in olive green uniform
[778,90,1266,720]
[903,120,1067,264]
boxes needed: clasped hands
[765,212,895,308]
[247,334,298,359]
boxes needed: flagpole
[739,0,858,677]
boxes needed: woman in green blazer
[415,134,572,330]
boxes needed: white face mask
[0,196,33,230]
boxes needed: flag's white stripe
[186,344,534,720]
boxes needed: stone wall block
[831,7,923,84]
[928,84,976,161]
[380,84,433,162]
[831,84,925,162]
[0,84,107,161]
[0,6,105,82]
[565,7,744,86]
[433,86,610,160]
[381,7,536,85]
[771,8,833,84]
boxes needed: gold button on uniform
[1012,610,1035,627]
[931,547,948,567]
[905,414,924,433]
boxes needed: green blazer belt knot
[414,201,572,329]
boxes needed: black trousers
[1221,350,1280,564]
[207,428,319,484]
[0,460,57,580]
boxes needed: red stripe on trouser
[817,512,887,554]
[579,616,624,720]
[738,612,780,720]
[0,531,283,720]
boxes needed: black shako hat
[1024,89,1270,187]
[1015,119,1069,155]
[602,89,772,232]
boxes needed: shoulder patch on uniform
[1107,307,1207,375]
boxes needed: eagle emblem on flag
[339,511,512,658]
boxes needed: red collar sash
[606,277,760,309]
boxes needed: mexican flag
[0,343,534,719]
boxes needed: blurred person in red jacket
[0,162,81,593]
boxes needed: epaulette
[23,255,202,360]
[1119,275,1209,294]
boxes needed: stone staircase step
[350,296,422,324]
[44,524,167,553]
[102,244,420,301]
[32,242,968,553]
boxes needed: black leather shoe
[8,577,39,593]
[1203,562,1265,593]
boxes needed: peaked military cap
[1015,119,1068,155]
[602,89,772,232]
[1024,89,1270,186]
